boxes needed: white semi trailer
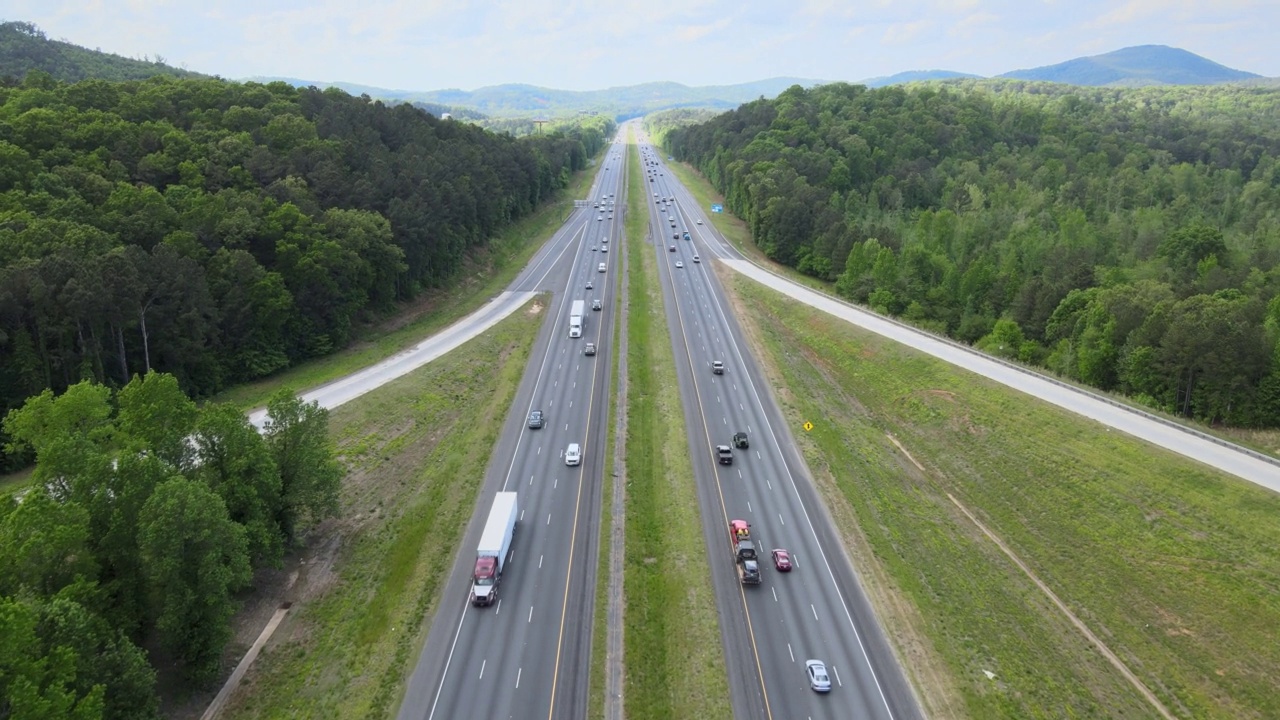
[569,300,585,338]
[470,492,518,607]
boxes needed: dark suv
[716,445,733,465]
[527,410,545,429]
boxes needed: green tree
[0,490,97,597]
[192,403,284,567]
[137,477,250,684]
[115,371,197,468]
[263,390,342,543]
[977,318,1027,359]
[0,595,105,720]
[3,381,114,498]
[32,596,158,720]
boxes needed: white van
[598,262,607,273]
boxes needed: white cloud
[12,0,1280,91]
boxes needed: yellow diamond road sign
[803,421,814,432]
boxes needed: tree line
[1,372,342,717]
[0,71,614,470]
[0,21,206,84]
[662,81,1280,426]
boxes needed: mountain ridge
[998,44,1261,86]
[1,20,1272,117]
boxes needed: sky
[8,0,1279,91]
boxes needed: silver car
[806,660,831,693]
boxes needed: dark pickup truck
[716,445,733,465]
[732,432,749,449]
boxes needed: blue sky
[9,0,1278,90]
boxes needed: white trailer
[569,300,585,338]
[471,492,518,606]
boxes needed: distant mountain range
[997,45,1260,86]
[860,70,981,88]
[247,77,821,119]
[255,45,1267,117]
[0,20,1271,118]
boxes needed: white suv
[565,443,582,466]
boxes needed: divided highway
[397,140,628,720]
[638,136,924,720]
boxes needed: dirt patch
[528,301,544,315]
[163,526,347,719]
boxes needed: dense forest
[0,70,613,470]
[0,21,205,83]
[1,373,342,717]
[663,81,1280,426]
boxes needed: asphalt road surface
[396,138,628,720]
[257,126,1276,720]
[638,138,925,720]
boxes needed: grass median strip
[219,299,542,719]
[623,141,732,720]
[726,272,1280,719]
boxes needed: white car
[697,219,703,224]
[806,660,831,693]
[565,443,582,466]
[693,255,700,263]
[675,261,684,269]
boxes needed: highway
[638,137,924,719]
[396,138,628,720]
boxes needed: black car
[733,432,749,449]
[527,410,545,429]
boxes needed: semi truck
[569,300,585,338]
[471,492,518,607]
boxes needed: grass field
[219,300,542,718]
[725,272,1280,719]
[212,165,597,413]
[621,137,732,720]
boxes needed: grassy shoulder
[623,140,732,720]
[219,298,543,718]
[213,165,597,412]
[725,271,1280,719]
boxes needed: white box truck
[569,300,585,338]
[471,492,518,607]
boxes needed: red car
[771,549,792,572]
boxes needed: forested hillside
[664,81,1280,426]
[0,21,205,83]
[0,70,612,470]
[1,374,342,716]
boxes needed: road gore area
[725,272,1280,720]
[619,137,732,720]
[215,300,541,719]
